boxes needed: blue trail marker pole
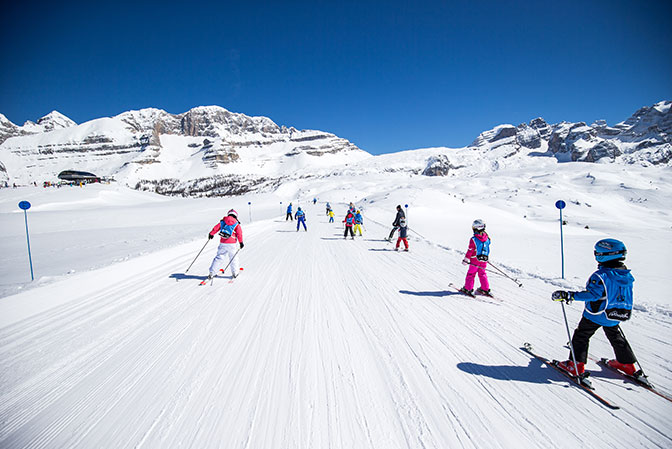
[280,201,283,215]
[19,201,34,281]
[248,201,252,223]
[404,204,408,221]
[555,200,566,279]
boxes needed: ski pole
[617,326,648,378]
[186,239,210,273]
[561,301,582,378]
[488,261,523,287]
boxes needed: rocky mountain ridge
[1,101,669,195]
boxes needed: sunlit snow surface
[0,164,671,448]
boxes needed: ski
[448,282,475,297]
[475,288,502,302]
[521,343,620,410]
[596,358,672,403]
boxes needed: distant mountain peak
[36,111,77,131]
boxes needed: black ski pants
[286,213,293,221]
[569,316,635,364]
[344,226,354,238]
[388,226,399,240]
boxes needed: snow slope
[0,183,671,448]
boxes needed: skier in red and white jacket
[207,209,244,280]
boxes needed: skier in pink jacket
[206,209,244,280]
[459,219,491,296]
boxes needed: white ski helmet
[228,209,238,218]
[472,219,486,231]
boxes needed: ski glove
[208,233,214,240]
[239,242,244,249]
[462,257,470,265]
[477,255,489,261]
[552,290,574,303]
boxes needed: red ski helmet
[228,209,238,218]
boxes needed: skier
[328,209,335,223]
[459,219,491,296]
[313,198,317,205]
[395,216,409,251]
[343,210,356,239]
[326,202,332,216]
[551,238,637,376]
[206,209,244,280]
[295,207,307,231]
[353,210,364,236]
[386,205,405,241]
[286,203,293,221]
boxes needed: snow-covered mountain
[0,106,369,194]
[1,101,670,194]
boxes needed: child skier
[343,210,356,239]
[354,210,364,236]
[551,238,637,377]
[386,205,405,241]
[295,207,307,231]
[459,219,491,296]
[286,203,293,221]
[395,217,408,251]
[328,209,335,223]
[206,209,244,280]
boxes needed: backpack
[399,217,407,228]
[600,270,634,321]
[219,219,238,239]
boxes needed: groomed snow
[0,175,671,448]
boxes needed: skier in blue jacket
[286,203,293,221]
[551,239,637,377]
[295,207,307,231]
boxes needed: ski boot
[458,287,474,297]
[556,360,585,376]
[476,287,492,296]
[607,360,637,376]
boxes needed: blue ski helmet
[594,238,626,263]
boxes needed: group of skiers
[200,201,639,383]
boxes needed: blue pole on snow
[19,200,34,281]
[404,204,408,221]
[248,201,252,223]
[555,200,566,279]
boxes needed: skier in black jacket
[387,205,405,241]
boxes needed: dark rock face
[422,154,455,176]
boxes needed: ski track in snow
[0,207,671,448]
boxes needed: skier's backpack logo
[605,285,633,321]
[219,220,238,239]
[399,217,406,227]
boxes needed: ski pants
[344,226,354,238]
[388,226,399,240]
[569,316,636,364]
[353,224,363,236]
[396,237,408,249]
[464,259,489,290]
[209,242,239,276]
[297,217,307,231]
[286,212,293,221]
[329,217,334,223]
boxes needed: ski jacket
[573,265,635,327]
[392,209,405,227]
[398,224,408,238]
[328,211,334,217]
[295,210,306,220]
[286,205,292,214]
[344,213,355,227]
[210,216,243,244]
[465,232,490,261]
[355,213,363,224]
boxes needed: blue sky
[1,0,670,155]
